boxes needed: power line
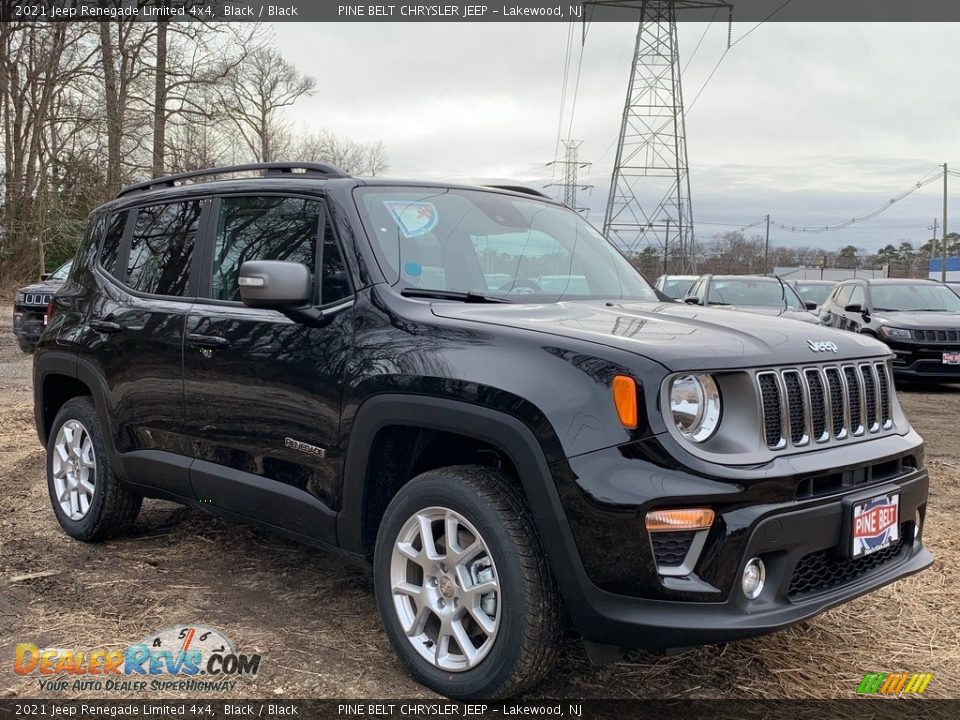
[770,169,943,233]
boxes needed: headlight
[669,374,721,443]
[15,292,25,304]
[879,326,912,340]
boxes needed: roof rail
[116,162,350,198]
[484,184,552,199]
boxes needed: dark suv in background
[13,260,72,352]
[819,278,960,382]
[34,163,932,698]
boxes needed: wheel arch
[337,395,591,610]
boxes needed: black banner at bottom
[0,699,957,720]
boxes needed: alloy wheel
[51,419,97,521]
[389,506,501,672]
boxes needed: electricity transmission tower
[545,139,593,215]
[595,0,731,273]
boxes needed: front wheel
[374,466,561,699]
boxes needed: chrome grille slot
[756,360,895,451]
[782,371,808,446]
[824,368,846,439]
[757,372,785,449]
[875,362,892,428]
[843,365,864,436]
[804,369,828,442]
[860,364,879,432]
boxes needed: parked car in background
[13,259,72,353]
[683,274,820,323]
[655,274,698,300]
[791,279,837,310]
[819,278,960,382]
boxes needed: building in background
[929,258,960,282]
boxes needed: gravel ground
[1,304,957,699]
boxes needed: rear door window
[125,201,202,296]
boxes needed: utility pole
[764,214,770,275]
[545,139,593,215]
[663,219,671,277]
[942,163,949,283]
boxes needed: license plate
[851,493,899,558]
[943,352,960,365]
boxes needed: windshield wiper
[400,288,511,304]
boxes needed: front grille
[914,329,960,343]
[757,361,893,450]
[788,528,907,598]
[651,531,695,568]
[21,292,52,306]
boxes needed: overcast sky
[275,22,960,252]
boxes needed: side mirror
[844,303,864,314]
[683,296,701,305]
[40,273,51,281]
[238,260,312,309]
[804,301,818,311]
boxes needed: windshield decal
[383,200,438,238]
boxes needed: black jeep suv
[34,163,932,698]
[13,260,72,352]
[819,277,960,382]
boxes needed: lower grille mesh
[788,531,906,598]
[651,532,694,568]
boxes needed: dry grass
[0,326,958,698]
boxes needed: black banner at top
[3,0,960,23]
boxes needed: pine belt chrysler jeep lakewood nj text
[34,163,933,698]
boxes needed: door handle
[89,318,122,333]
[186,333,229,349]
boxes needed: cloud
[276,21,960,251]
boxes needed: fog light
[741,557,765,600]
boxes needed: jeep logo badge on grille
[807,340,839,353]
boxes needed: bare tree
[219,47,316,162]
[292,129,388,175]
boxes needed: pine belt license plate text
[943,352,960,364]
[851,493,899,558]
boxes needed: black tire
[374,465,562,699]
[46,397,142,541]
[17,337,35,353]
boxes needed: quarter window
[99,212,127,277]
[125,201,202,296]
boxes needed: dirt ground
[1,303,958,700]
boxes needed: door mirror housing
[844,303,864,314]
[238,260,312,309]
[804,301,818,311]
[683,296,702,305]
[40,273,52,281]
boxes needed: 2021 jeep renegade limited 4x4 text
[34,163,933,698]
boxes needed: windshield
[708,278,804,310]
[49,260,72,281]
[795,283,833,305]
[661,277,696,299]
[871,283,960,312]
[354,187,657,302]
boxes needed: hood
[719,305,821,324]
[872,310,960,329]
[431,300,888,372]
[18,279,64,295]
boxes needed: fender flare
[337,393,607,633]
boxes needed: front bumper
[13,306,46,344]
[548,430,932,649]
[884,337,960,381]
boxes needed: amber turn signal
[645,508,715,533]
[612,375,638,429]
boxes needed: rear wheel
[46,397,142,541]
[374,465,561,698]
